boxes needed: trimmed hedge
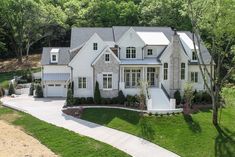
[8,82,15,96]
[174,90,181,105]
[35,84,43,98]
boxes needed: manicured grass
[81,88,235,157]
[0,105,129,157]
[0,68,41,89]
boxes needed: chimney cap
[173,28,177,35]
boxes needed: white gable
[136,32,169,45]
[178,33,198,49]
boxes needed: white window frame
[181,63,185,80]
[51,53,58,63]
[102,73,112,90]
[104,53,110,63]
[126,47,136,59]
[78,77,87,88]
[191,72,198,83]
[124,68,141,88]
[147,49,153,56]
[163,63,168,80]
[93,43,98,50]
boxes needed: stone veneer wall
[93,51,119,98]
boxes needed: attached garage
[43,73,70,97]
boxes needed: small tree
[174,90,181,106]
[35,84,43,98]
[29,83,34,96]
[117,90,125,104]
[94,81,101,104]
[66,88,75,106]
[138,80,149,115]
[183,83,194,108]
[8,82,15,96]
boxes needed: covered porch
[119,59,162,96]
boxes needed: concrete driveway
[1,94,180,157]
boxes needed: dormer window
[93,43,98,50]
[105,53,110,62]
[52,55,57,61]
[50,48,59,63]
[192,50,197,60]
[147,49,153,56]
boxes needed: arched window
[163,63,168,80]
[181,63,185,80]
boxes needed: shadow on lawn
[139,117,155,141]
[183,114,201,133]
[214,125,235,157]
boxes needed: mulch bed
[183,104,212,114]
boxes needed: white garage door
[47,84,64,97]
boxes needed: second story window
[52,55,57,61]
[192,51,197,60]
[147,49,153,56]
[163,63,168,80]
[105,54,110,62]
[181,63,185,80]
[93,43,98,50]
[126,47,136,58]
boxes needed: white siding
[69,33,108,97]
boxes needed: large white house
[41,26,212,110]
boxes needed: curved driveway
[1,95,180,157]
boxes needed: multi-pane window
[103,73,112,89]
[147,67,155,86]
[124,69,141,88]
[191,72,198,83]
[126,47,136,58]
[93,43,98,50]
[78,77,86,88]
[163,63,168,80]
[105,54,110,62]
[192,51,197,60]
[181,63,185,80]
[147,49,153,56]
[52,55,57,61]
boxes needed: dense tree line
[0,0,191,61]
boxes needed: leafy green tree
[183,83,194,108]
[139,0,192,30]
[188,0,235,125]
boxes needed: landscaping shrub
[17,79,28,84]
[86,97,94,104]
[201,92,212,104]
[193,90,202,104]
[94,81,101,104]
[29,83,34,96]
[112,97,119,104]
[117,90,125,104]
[8,82,15,96]
[0,86,5,97]
[35,84,43,98]
[21,69,32,83]
[66,88,75,106]
[174,90,181,105]
[126,95,138,106]
[80,97,86,104]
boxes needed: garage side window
[78,77,87,88]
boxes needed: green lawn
[81,88,235,157]
[0,68,41,89]
[0,105,129,157]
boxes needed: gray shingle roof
[41,47,70,65]
[70,27,114,49]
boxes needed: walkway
[1,95,180,157]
